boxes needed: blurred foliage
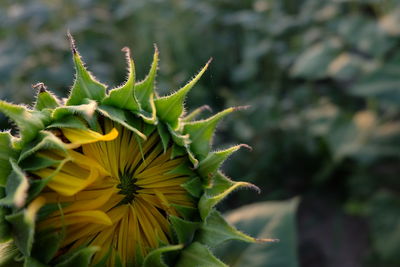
[216,198,299,267]
[1,0,400,266]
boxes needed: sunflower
[0,35,266,267]
[34,118,196,266]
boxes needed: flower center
[116,171,141,205]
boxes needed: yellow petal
[62,128,118,148]
[26,196,46,221]
[49,188,116,216]
[63,223,108,246]
[35,167,100,196]
[91,226,116,264]
[41,210,112,228]
[66,149,110,176]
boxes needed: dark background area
[1,0,400,266]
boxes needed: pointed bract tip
[153,43,159,54]
[233,105,251,111]
[256,238,280,243]
[32,82,47,93]
[246,183,261,194]
[201,105,212,113]
[121,47,133,69]
[67,31,77,54]
[239,144,253,151]
[207,57,213,65]
[121,46,131,58]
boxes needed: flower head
[35,118,195,265]
[0,36,264,266]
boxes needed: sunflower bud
[0,36,266,266]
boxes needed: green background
[1,0,399,266]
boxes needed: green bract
[0,36,267,267]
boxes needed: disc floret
[117,173,140,205]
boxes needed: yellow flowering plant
[0,35,270,266]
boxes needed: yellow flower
[0,36,264,267]
[33,118,194,265]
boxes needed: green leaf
[19,131,67,162]
[52,101,97,121]
[166,163,194,178]
[168,126,199,168]
[114,253,123,267]
[215,199,299,267]
[168,128,189,147]
[176,242,227,267]
[350,64,400,107]
[97,105,147,140]
[0,132,17,186]
[198,144,250,178]
[290,39,342,79]
[139,125,153,139]
[171,204,200,221]
[199,172,259,220]
[138,96,157,125]
[24,257,48,267]
[0,159,29,208]
[135,45,158,113]
[171,144,186,159]
[91,248,111,267]
[157,122,170,153]
[26,158,70,204]
[0,188,11,243]
[102,47,141,112]
[327,53,364,81]
[0,215,11,243]
[208,172,257,196]
[196,210,257,248]
[52,100,98,129]
[5,210,35,257]
[170,216,200,244]
[66,35,106,106]
[20,154,60,172]
[142,244,183,267]
[0,101,48,147]
[5,196,44,257]
[184,107,238,159]
[183,105,212,122]
[36,203,68,222]
[132,46,159,125]
[155,60,211,129]
[54,246,98,267]
[32,230,64,264]
[134,246,144,267]
[47,115,88,130]
[181,177,203,198]
[34,84,60,111]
